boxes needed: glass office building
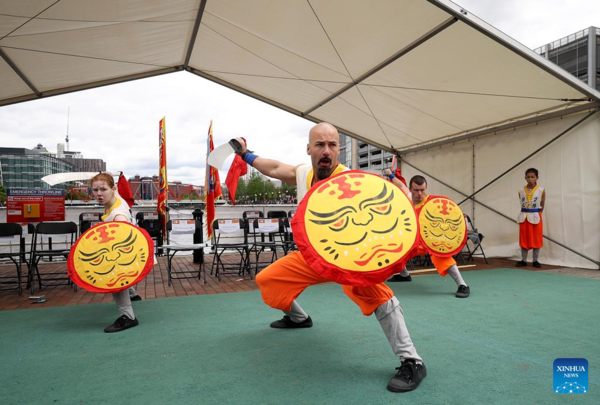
[0,146,74,189]
[534,26,599,90]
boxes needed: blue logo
[554,358,588,394]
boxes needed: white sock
[521,248,528,262]
[446,265,466,287]
[284,300,308,323]
[532,249,540,262]
[399,267,410,277]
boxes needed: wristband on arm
[388,174,396,181]
[241,151,259,166]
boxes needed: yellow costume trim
[306,164,347,189]
[101,197,122,221]
[523,185,538,208]
[414,193,429,210]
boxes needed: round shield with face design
[292,171,418,286]
[416,196,467,257]
[68,221,154,293]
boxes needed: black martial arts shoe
[104,315,139,333]
[130,295,143,301]
[532,261,542,268]
[387,274,412,282]
[270,315,313,329]
[515,260,527,267]
[455,284,470,298]
[387,360,427,392]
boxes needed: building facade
[56,143,106,172]
[128,174,204,201]
[0,145,74,189]
[534,26,599,91]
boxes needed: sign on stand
[6,188,65,223]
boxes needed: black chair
[284,210,298,251]
[79,212,102,236]
[163,219,207,286]
[210,218,249,280]
[136,212,164,256]
[29,221,78,294]
[247,217,289,275]
[463,215,488,264]
[0,223,25,295]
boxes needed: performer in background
[385,170,470,298]
[515,168,545,268]
[228,123,427,393]
[90,173,142,333]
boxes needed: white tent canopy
[1,0,598,151]
[1,0,599,268]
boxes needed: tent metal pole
[0,48,41,96]
[401,159,599,267]
[302,16,457,115]
[183,0,208,69]
[457,109,598,205]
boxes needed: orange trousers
[519,218,543,250]
[255,251,394,316]
[409,245,456,276]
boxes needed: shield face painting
[417,196,467,257]
[68,222,154,293]
[292,171,418,286]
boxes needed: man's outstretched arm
[384,168,410,198]
[235,138,297,185]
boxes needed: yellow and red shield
[416,196,467,257]
[292,171,418,286]
[68,221,154,293]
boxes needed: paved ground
[0,252,597,311]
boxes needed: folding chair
[79,212,102,236]
[463,215,488,263]
[29,221,78,294]
[0,223,25,295]
[210,218,249,281]
[285,210,298,251]
[136,212,164,256]
[162,219,209,286]
[247,217,289,275]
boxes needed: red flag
[391,155,407,186]
[117,172,135,208]
[205,121,222,239]
[158,117,168,237]
[225,155,248,205]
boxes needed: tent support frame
[400,109,600,267]
[398,103,598,155]
[184,0,208,69]
[302,16,457,116]
[0,47,41,96]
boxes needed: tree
[0,184,6,206]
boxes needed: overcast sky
[0,0,598,186]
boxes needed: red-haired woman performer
[90,173,142,333]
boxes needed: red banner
[205,120,222,239]
[158,117,168,237]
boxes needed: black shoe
[104,315,139,333]
[387,360,427,392]
[270,315,313,329]
[515,260,527,267]
[130,295,143,301]
[456,285,470,298]
[532,261,542,268]
[387,274,412,282]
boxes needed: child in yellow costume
[516,168,545,268]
